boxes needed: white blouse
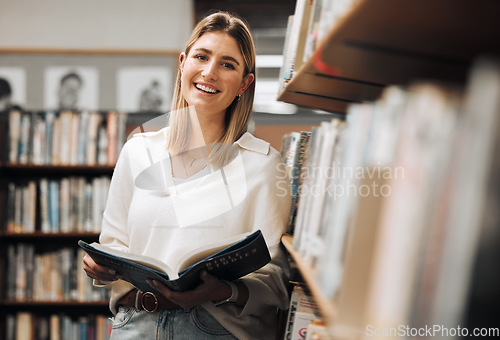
[98,127,292,340]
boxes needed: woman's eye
[195,54,207,61]
[222,62,235,70]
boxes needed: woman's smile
[194,82,220,95]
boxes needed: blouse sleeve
[98,139,135,251]
[237,148,292,317]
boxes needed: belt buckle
[141,291,159,313]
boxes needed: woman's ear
[239,73,255,96]
[179,52,186,72]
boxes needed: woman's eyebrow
[193,48,240,66]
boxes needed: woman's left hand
[147,270,232,310]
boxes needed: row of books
[281,59,500,333]
[5,313,111,340]
[281,283,329,340]
[5,243,109,302]
[8,109,128,166]
[6,176,110,234]
[280,0,358,89]
[281,131,311,233]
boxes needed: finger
[83,254,114,275]
[200,270,217,284]
[147,279,172,297]
[83,254,118,281]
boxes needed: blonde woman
[84,11,291,340]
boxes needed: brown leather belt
[117,289,180,313]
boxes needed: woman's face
[179,31,254,121]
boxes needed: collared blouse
[98,127,292,340]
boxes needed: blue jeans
[110,305,238,339]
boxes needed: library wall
[0,0,193,51]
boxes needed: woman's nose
[201,61,217,81]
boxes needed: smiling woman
[167,12,257,167]
[83,11,292,340]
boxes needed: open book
[78,230,270,292]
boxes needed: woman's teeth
[196,84,218,94]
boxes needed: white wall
[0,0,194,50]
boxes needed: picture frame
[0,48,179,113]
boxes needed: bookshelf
[278,0,500,338]
[281,234,336,323]
[0,111,129,338]
[2,163,115,175]
[278,0,500,113]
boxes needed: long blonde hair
[166,11,256,166]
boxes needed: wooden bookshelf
[1,300,110,318]
[0,231,100,240]
[278,0,500,113]
[281,234,337,323]
[2,163,115,175]
[277,0,500,337]
[0,114,120,335]
[3,300,108,307]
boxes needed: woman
[83,11,291,340]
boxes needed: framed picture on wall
[44,66,99,111]
[0,66,26,111]
[0,50,178,112]
[117,67,172,113]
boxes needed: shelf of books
[4,312,112,340]
[278,0,500,339]
[278,0,500,113]
[0,108,132,340]
[281,234,336,324]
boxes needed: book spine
[279,15,295,93]
[14,185,22,233]
[18,113,31,164]
[287,131,311,233]
[117,111,128,156]
[51,116,62,165]
[6,245,16,300]
[78,110,90,165]
[32,113,46,165]
[59,111,72,165]
[97,123,108,165]
[106,111,118,165]
[70,112,80,165]
[39,178,51,233]
[60,178,71,233]
[8,110,21,163]
[44,111,55,165]
[6,183,16,233]
[49,180,60,232]
[87,112,102,166]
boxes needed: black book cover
[78,230,270,292]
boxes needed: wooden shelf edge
[2,300,108,306]
[0,231,100,238]
[281,234,337,323]
[0,47,181,57]
[277,0,500,111]
[3,163,115,170]
[277,89,351,114]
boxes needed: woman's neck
[187,107,225,148]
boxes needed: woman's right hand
[83,254,120,282]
